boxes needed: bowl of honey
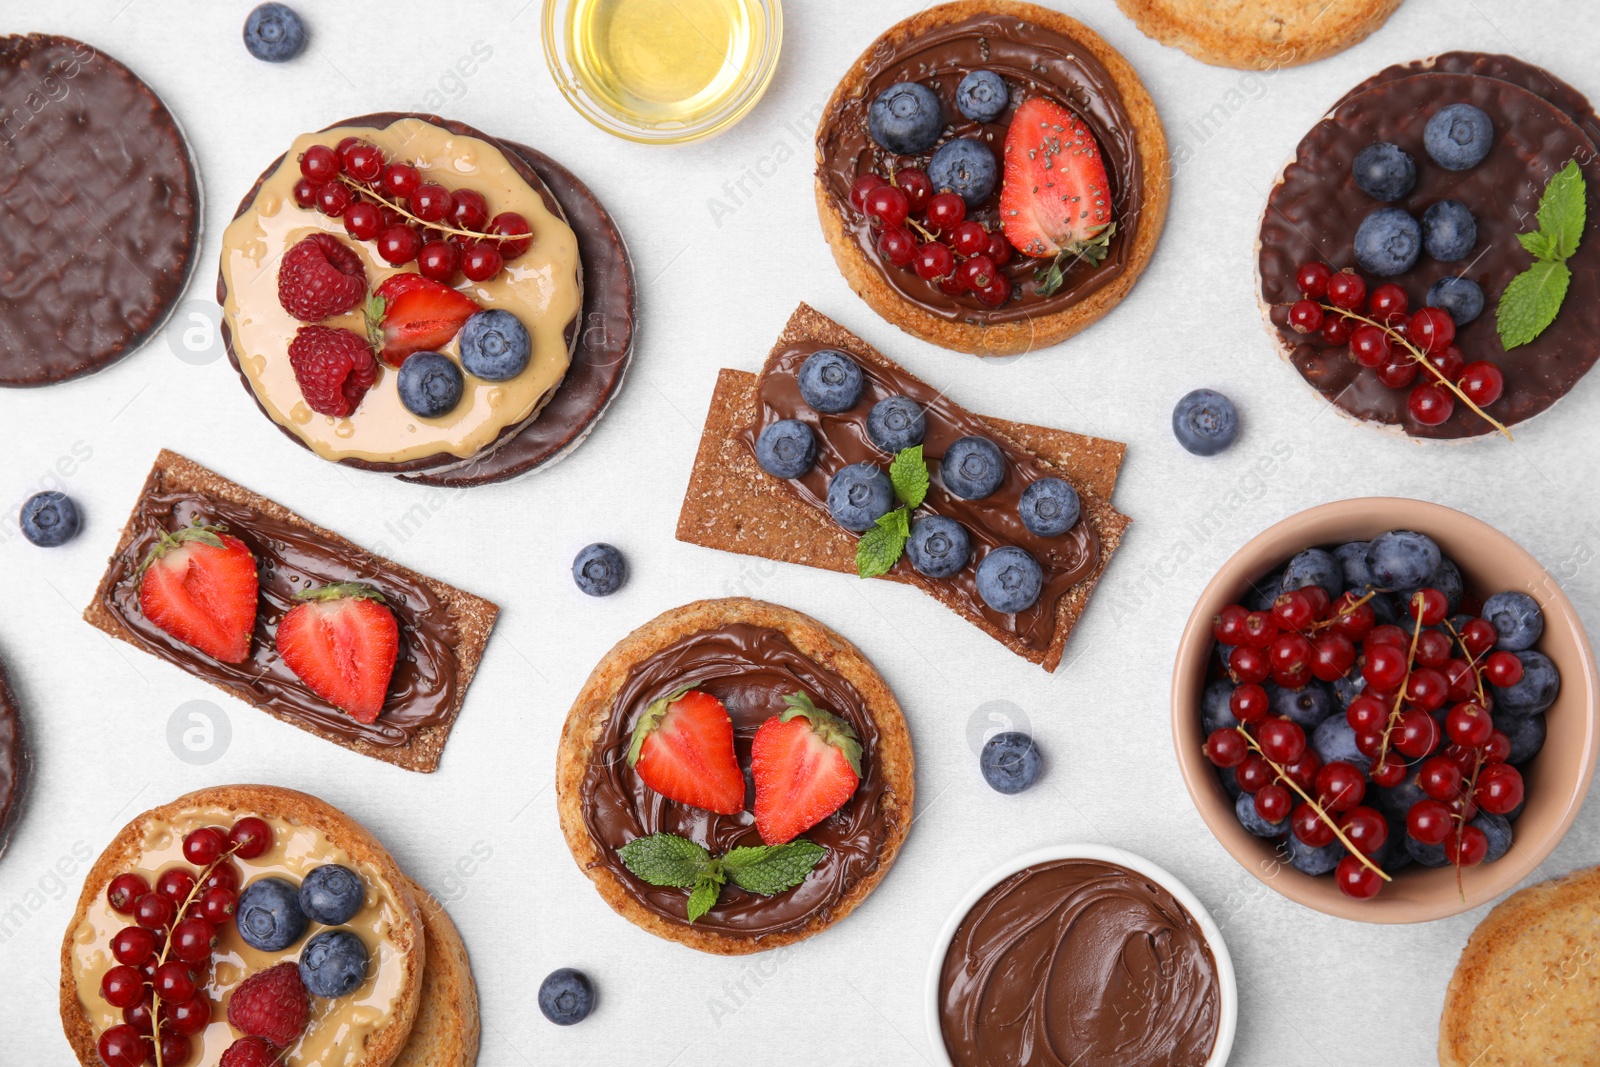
[542,0,783,144]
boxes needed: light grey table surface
[4,1,1599,1064]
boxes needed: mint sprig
[1498,160,1585,349]
[855,445,929,579]
[617,833,826,923]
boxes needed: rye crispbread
[1116,0,1403,70]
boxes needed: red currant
[102,964,145,1008]
[1418,755,1464,801]
[1291,802,1335,846]
[1329,595,1375,640]
[864,185,909,227]
[314,181,352,218]
[198,886,238,926]
[1349,323,1390,368]
[381,162,422,199]
[1406,798,1453,845]
[170,918,215,963]
[1444,659,1477,702]
[1483,730,1512,764]
[959,255,997,291]
[1317,761,1367,811]
[1369,283,1408,324]
[1204,728,1247,768]
[342,201,383,241]
[1288,300,1323,334]
[1427,343,1465,381]
[159,1031,194,1067]
[1475,762,1524,814]
[449,189,489,232]
[1363,644,1408,690]
[292,177,319,209]
[336,137,369,172]
[1327,270,1367,310]
[1415,629,1453,668]
[133,892,174,931]
[1340,806,1388,855]
[96,1024,150,1067]
[376,225,422,265]
[1283,751,1322,791]
[1458,618,1497,658]
[168,994,211,1037]
[1318,314,1353,346]
[985,231,1012,267]
[952,221,989,257]
[1269,633,1314,688]
[1272,589,1318,631]
[417,239,462,282]
[850,174,886,211]
[111,926,156,966]
[927,192,966,231]
[462,240,504,282]
[975,275,1012,308]
[123,994,155,1035]
[1240,611,1279,649]
[488,212,533,259]
[1375,351,1419,389]
[1408,307,1455,354]
[937,272,968,296]
[1394,708,1443,759]
[1458,361,1504,407]
[1446,825,1489,866]
[300,144,340,184]
[1346,695,1387,734]
[878,226,917,267]
[344,144,384,183]
[1408,383,1454,426]
[1370,752,1407,788]
[410,183,454,223]
[896,168,932,212]
[914,241,955,281]
[1254,782,1292,823]
[1405,588,1449,627]
[1295,261,1333,299]
[108,873,150,914]
[1365,624,1407,651]
[1236,755,1275,793]
[1258,717,1308,764]
[1213,604,1250,645]
[154,960,198,1001]
[1310,633,1357,682]
[1230,683,1271,724]
[1229,645,1270,685]
[1336,854,1383,899]
[1441,742,1480,776]
[156,868,197,905]
[1485,651,1524,688]
[201,862,239,894]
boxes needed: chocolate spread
[816,13,1144,324]
[743,342,1099,651]
[100,485,461,749]
[1259,55,1600,438]
[939,859,1220,1067]
[578,624,894,937]
[0,662,27,854]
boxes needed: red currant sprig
[849,168,1014,308]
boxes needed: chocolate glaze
[99,484,460,749]
[1260,57,1600,438]
[0,35,199,387]
[816,13,1143,324]
[939,859,1219,1067]
[742,342,1098,651]
[0,660,29,859]
[578,624,893,937]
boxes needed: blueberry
[1248,571,1284,612]
[975,547,1042,613]
[1420,556,1464,614]
[1217,766,1243,799]
[1367,591,1402,628]
[1171,389,1239,456]
[1331,666,1366,709]
[1281,548,1343,602]
[797,349,863,413]
[298,929,369,998]
[299,864,364,926]
[538,968,596,1026]
[572,543,627,597]
[905,516,971,578]
[940,437,1005,499]
[458,309,531,381]
[1268,682,1334,729]
[1354,207,1422,276]
[1375,766,1426,822]
[1491,650,1560,715]
[826,463,894,532]
[755,419,818,479]
[1405,834,1450,868]
[866,396,925,453]
[1351,142,1417,202]
[397,352,464,419]
[1313,716,1372,773]
[869,82,942,155]
[1425,276,1484,325]
[18,491,81,547]
[1333,541,1376,591]
[1380,830,1415,873]
[1473,812,1513,863]
[1482,591,1544,651]
[955,70,1009,123]
[1286,834,1346,876]
[979,731,1043,793]
[1494,710,1546,763]
[237,877,308,951]
[1018,478,1080,537]
[1202,679,1240,735]
[1421,200,1477,262]
[244,2,307,62]
[928,138,997,207]
[1425,103,1494,170]
[1366,530,1440,589]
[1235,792,1287,837]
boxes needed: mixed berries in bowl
[1171,498,1598,922]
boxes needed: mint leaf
[617,833,714,888]
[1497,259,1571,349]
[686,876,722,922]
[1517,230,1555,260]
[722,841,827,896]
[1537,160,1585,260]
[856,507,909,578]
[889,446,929,509]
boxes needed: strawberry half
[275,582,398,723]
[137,523,259,663]
[627,689,745,815]
[1000,96,1116,295]
[751,693,862,845]
[367,274,480,367]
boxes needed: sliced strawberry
[1000,96,1115,295]
[275,583,398,723]
[751,693,862,845]
[627,689,745,814]
[137,524,259,663]
[367,274,479,367]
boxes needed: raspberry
[226,962,308,1048]
[220,1036,276,1067]
[277,233,366,322]
[287,326,377,417]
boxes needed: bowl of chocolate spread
[925,844,1236,1067]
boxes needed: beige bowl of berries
[1172,498,1600,922]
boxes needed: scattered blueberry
[1424,103,1494,170]
[1281,548,1343,601]
[458,309,531,381]
[979,730,1043,793]
[1494,711,1546,763]
[905,516,970,578]
[1202,679,1240,735]
[1017,478,1080,537]
[572,543,627,597]
[928,138,997,207]
[1405,834,1450,868]
[1268,681,1334,729]
[298,929,369,998]
[1366,530,1440,589]
[955,70,1008,123]
[866,396,926,453]
[1425,276,1484,325]
[1473,812,1514,863]
[1333,541,1376,591]
[826,463,894,532]
[975,547,1042,613]
[299,864,364,926]
[1354,207,1422,276]
[243,2,307,62]
[1421,199,1477,262]
[397,352,464,419]
[867,82,942,155]
[798,349,863,413]
[940,437,1005,499]
[1491,650,1560,715]
[1482,591,1544,651]
[1351,142,1416,202]
[1235,791,1288,837]
[1286,834,1346,875]
[538,968,596,1026]
[236,877,308,952]
[1171,389,1239,456]
[755,419,818,479]
[18,491,81,547]
[1313,716,1372,773]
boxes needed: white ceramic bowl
[923,844,1237,1067]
